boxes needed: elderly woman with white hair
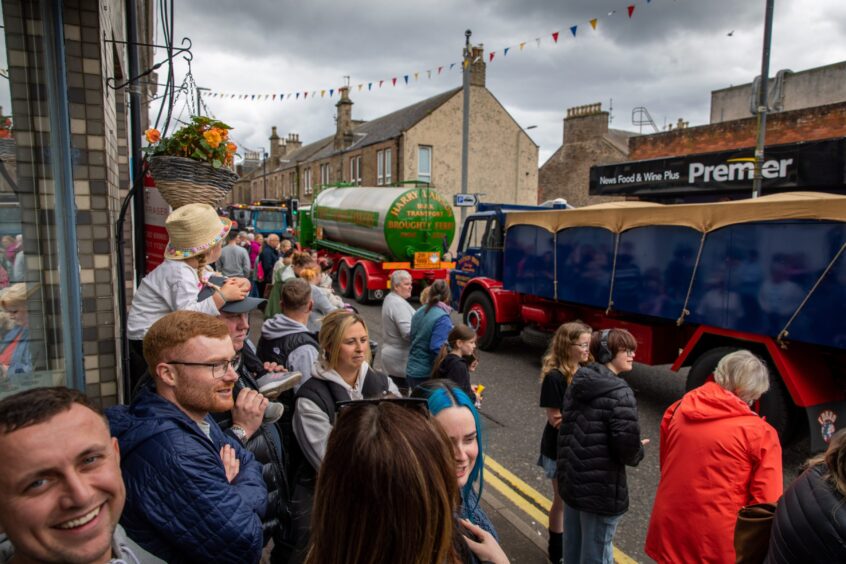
[380,269,415,392]
[645,350,783,563]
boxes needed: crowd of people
[1,203,844,563]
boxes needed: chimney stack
[269,126,286,167]
[286,132,302,151]
[470,45,486,87]
[334,87,354,151]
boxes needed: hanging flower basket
[148,155,238,209]
[144,116,239,209]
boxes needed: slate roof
[272,135,334,173]
[305,87,462,163]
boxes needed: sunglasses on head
[335,396,430,416]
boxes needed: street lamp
[515,125,537,202]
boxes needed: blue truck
[450,192,846,451]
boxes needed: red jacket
[644,381,782,563]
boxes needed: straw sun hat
[164,203,232,260]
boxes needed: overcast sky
[159,0,846,165]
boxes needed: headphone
[596,329,613,364]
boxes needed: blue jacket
[406,304,452,380]
[107,386,267,564]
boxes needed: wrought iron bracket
[103,36,193,91]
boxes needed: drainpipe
[40,0,85,389]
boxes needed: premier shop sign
[589,138,845,197]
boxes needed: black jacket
[766,464,846,563]
[556,362,644,516]
[435,354,476,402]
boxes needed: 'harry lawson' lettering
[689,158,794,183]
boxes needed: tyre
[464,291,501,350]
[686,346,796,441]
[353,265,370,305]
[337,261,354,298]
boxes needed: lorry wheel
[338,262,354,298]
[464,292,501,350]
[353,265,371,305]
[686,346,797,442]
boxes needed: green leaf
[199,139,211,151]
[212,159,222,169]
[191,149,206,160]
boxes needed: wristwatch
[230,425,248,443]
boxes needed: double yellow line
[484,456,638,564]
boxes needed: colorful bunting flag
[590,18,598,30]
[438,66,444,74]
[504,47,510,56]
[552,31,559,43]
[489,52,495,62]
[329,88,334,97]
[403,75,409,84]
[414,72,419,80]
[570,25,577,37]
[519,41,526,51]
[368,83,372,90]
[392,77,397,86]
[628,4,635,17]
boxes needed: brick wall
[631,101,846,161]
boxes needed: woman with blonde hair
[0,283,37,378]
[537,321,592,563]
[290,310,400,557]
[645,349,782,563]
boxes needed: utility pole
[196,86,210,117]
[460,30,472,224]
[752,0,775,199]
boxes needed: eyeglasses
[624,349,636,357]
[335,396,430,417]
[166,358,238,379]
[573,343,590,349]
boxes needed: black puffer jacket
[556,362,644,516]
[766,464,846,563]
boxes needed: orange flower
[221,128,229,140]
[203,129,223,149]
[145,128,161,143]
[226,142,237,154]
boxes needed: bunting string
[203,0,666,103]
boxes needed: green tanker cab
[312,186,456,261]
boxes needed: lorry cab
[450,210,504,304]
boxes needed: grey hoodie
[261,313,318,390]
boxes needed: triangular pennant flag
[304,92,308,99]
[404,75,409,84]
[590,18,598,30]
[414,72,419,81]
[489,52,495,62]
[321,90,326,98]
[272,94,276,100]
[570,25,577,37]
[504,47,510,56]
[552,31,559,43]
[392,77,397,86]
[427,70,431,78]
[368,82,373,90]
[519,42,526,51]
[329,88,334,97]
[438,66,444,74]
[463,59,470,69]
[449,63,456,70]
[627,5,635,17]
[265,95,270,100]
[358,84,363,91]
[535,37,541,47]
[251,95,256,100]
[379,80,384,87]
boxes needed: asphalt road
[344,300,812,564]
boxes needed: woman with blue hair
[413,379,499,540]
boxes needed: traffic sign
[454,193,478,207]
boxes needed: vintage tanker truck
[298,185,456,303]
[450,192,846,450]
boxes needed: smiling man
[0,386,162,563]
[106,311,267,564]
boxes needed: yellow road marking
[486,457,552,511]
[484,457,639,564]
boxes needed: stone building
[538,102,636,207]
[234,47,539,219]
[0,0,155,405]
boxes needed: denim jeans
[563,505,622,564]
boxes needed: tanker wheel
[464,292,501,350]
[353,265,371,305]
[686,346,797,442]
[338,262,354,298]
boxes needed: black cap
[198,276,267,314]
